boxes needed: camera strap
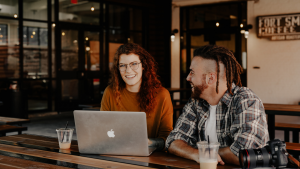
[288,154,300,168]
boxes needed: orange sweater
[100,85,173,141]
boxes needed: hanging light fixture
[216,22,219,27]
[170,29,178,42]
[91,5,95,11]
[85,37,89,41]
[240,24,244,28]
[14,14,18,18]
[171,34,175,42]
[62,32,65,36]
[244,31,249,38]
[52,23,56,27]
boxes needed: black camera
[239,139,288,169]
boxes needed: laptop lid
[74,110,153,156]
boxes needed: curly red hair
[109,43,162,115]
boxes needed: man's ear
[207,73,217,85]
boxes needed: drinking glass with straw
[197,136,220,169]
[207,135,210,157]
[61,121,69,142]
[56,121,74,149]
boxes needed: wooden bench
[264,103,300,141]
[0,116,30,126]
[0,125,27,136]
[275,122,300,143]
[286,142,300,160]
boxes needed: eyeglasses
[119,62,141,72]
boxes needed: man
[165,45,269,165]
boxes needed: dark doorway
[180,2,248,91]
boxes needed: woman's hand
[148,138,165,150]
[148,139,153,146]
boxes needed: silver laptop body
[74,110,155,156]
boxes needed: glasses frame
[118,62,141,72]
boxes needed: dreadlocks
[193,45,243,95]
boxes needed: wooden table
[0,134,238,169]
[264,103,300,141]
[0,116,30,126]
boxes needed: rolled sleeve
[229,97,269,156]
[165,101,199,150]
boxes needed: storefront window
[59,1,99,25]
[0,24,7,45]
[189,3,238,29]
[84,31,99,71]
[23,0,47,21]
[181,2,247,87]
[61,79,78,100]
[129,32,142,46]
[0,0,146,112]
[129,8,142,31]
[23,21,48,79]
[0,19,19,78]
[109,4,127,29]
[61,29,78,71]
[23,80,49,111]
[0,0,18,18]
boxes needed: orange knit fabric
[100,85,173,141]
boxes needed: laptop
[73,110,156,156]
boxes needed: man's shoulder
[233,86,261,101]
[183,98,202,112]
[231,86,264,111]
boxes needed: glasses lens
[119,64,126,72]
[130,62,139,70]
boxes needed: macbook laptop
[73,110,156,156]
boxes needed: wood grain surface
[0,134,240,169]
[0,143,152,169]
[264,103,300,112]
[0,117,30,124]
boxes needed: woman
[100,43,173,150]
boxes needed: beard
[191,83,208,99]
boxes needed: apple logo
[107,129,115,138]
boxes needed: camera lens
[239,148,270,169]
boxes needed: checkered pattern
[165,83,269,156]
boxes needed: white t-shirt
[205,105,218,143]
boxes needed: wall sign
[257,13,300,41]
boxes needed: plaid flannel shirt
[165,83,269,156]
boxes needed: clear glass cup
[56,128,74,149]
[197,141,220,169]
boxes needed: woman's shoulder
[155,87,171,99]
[103,85,114,95]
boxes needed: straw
[207,135,211,157]
[61,121,69,142]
